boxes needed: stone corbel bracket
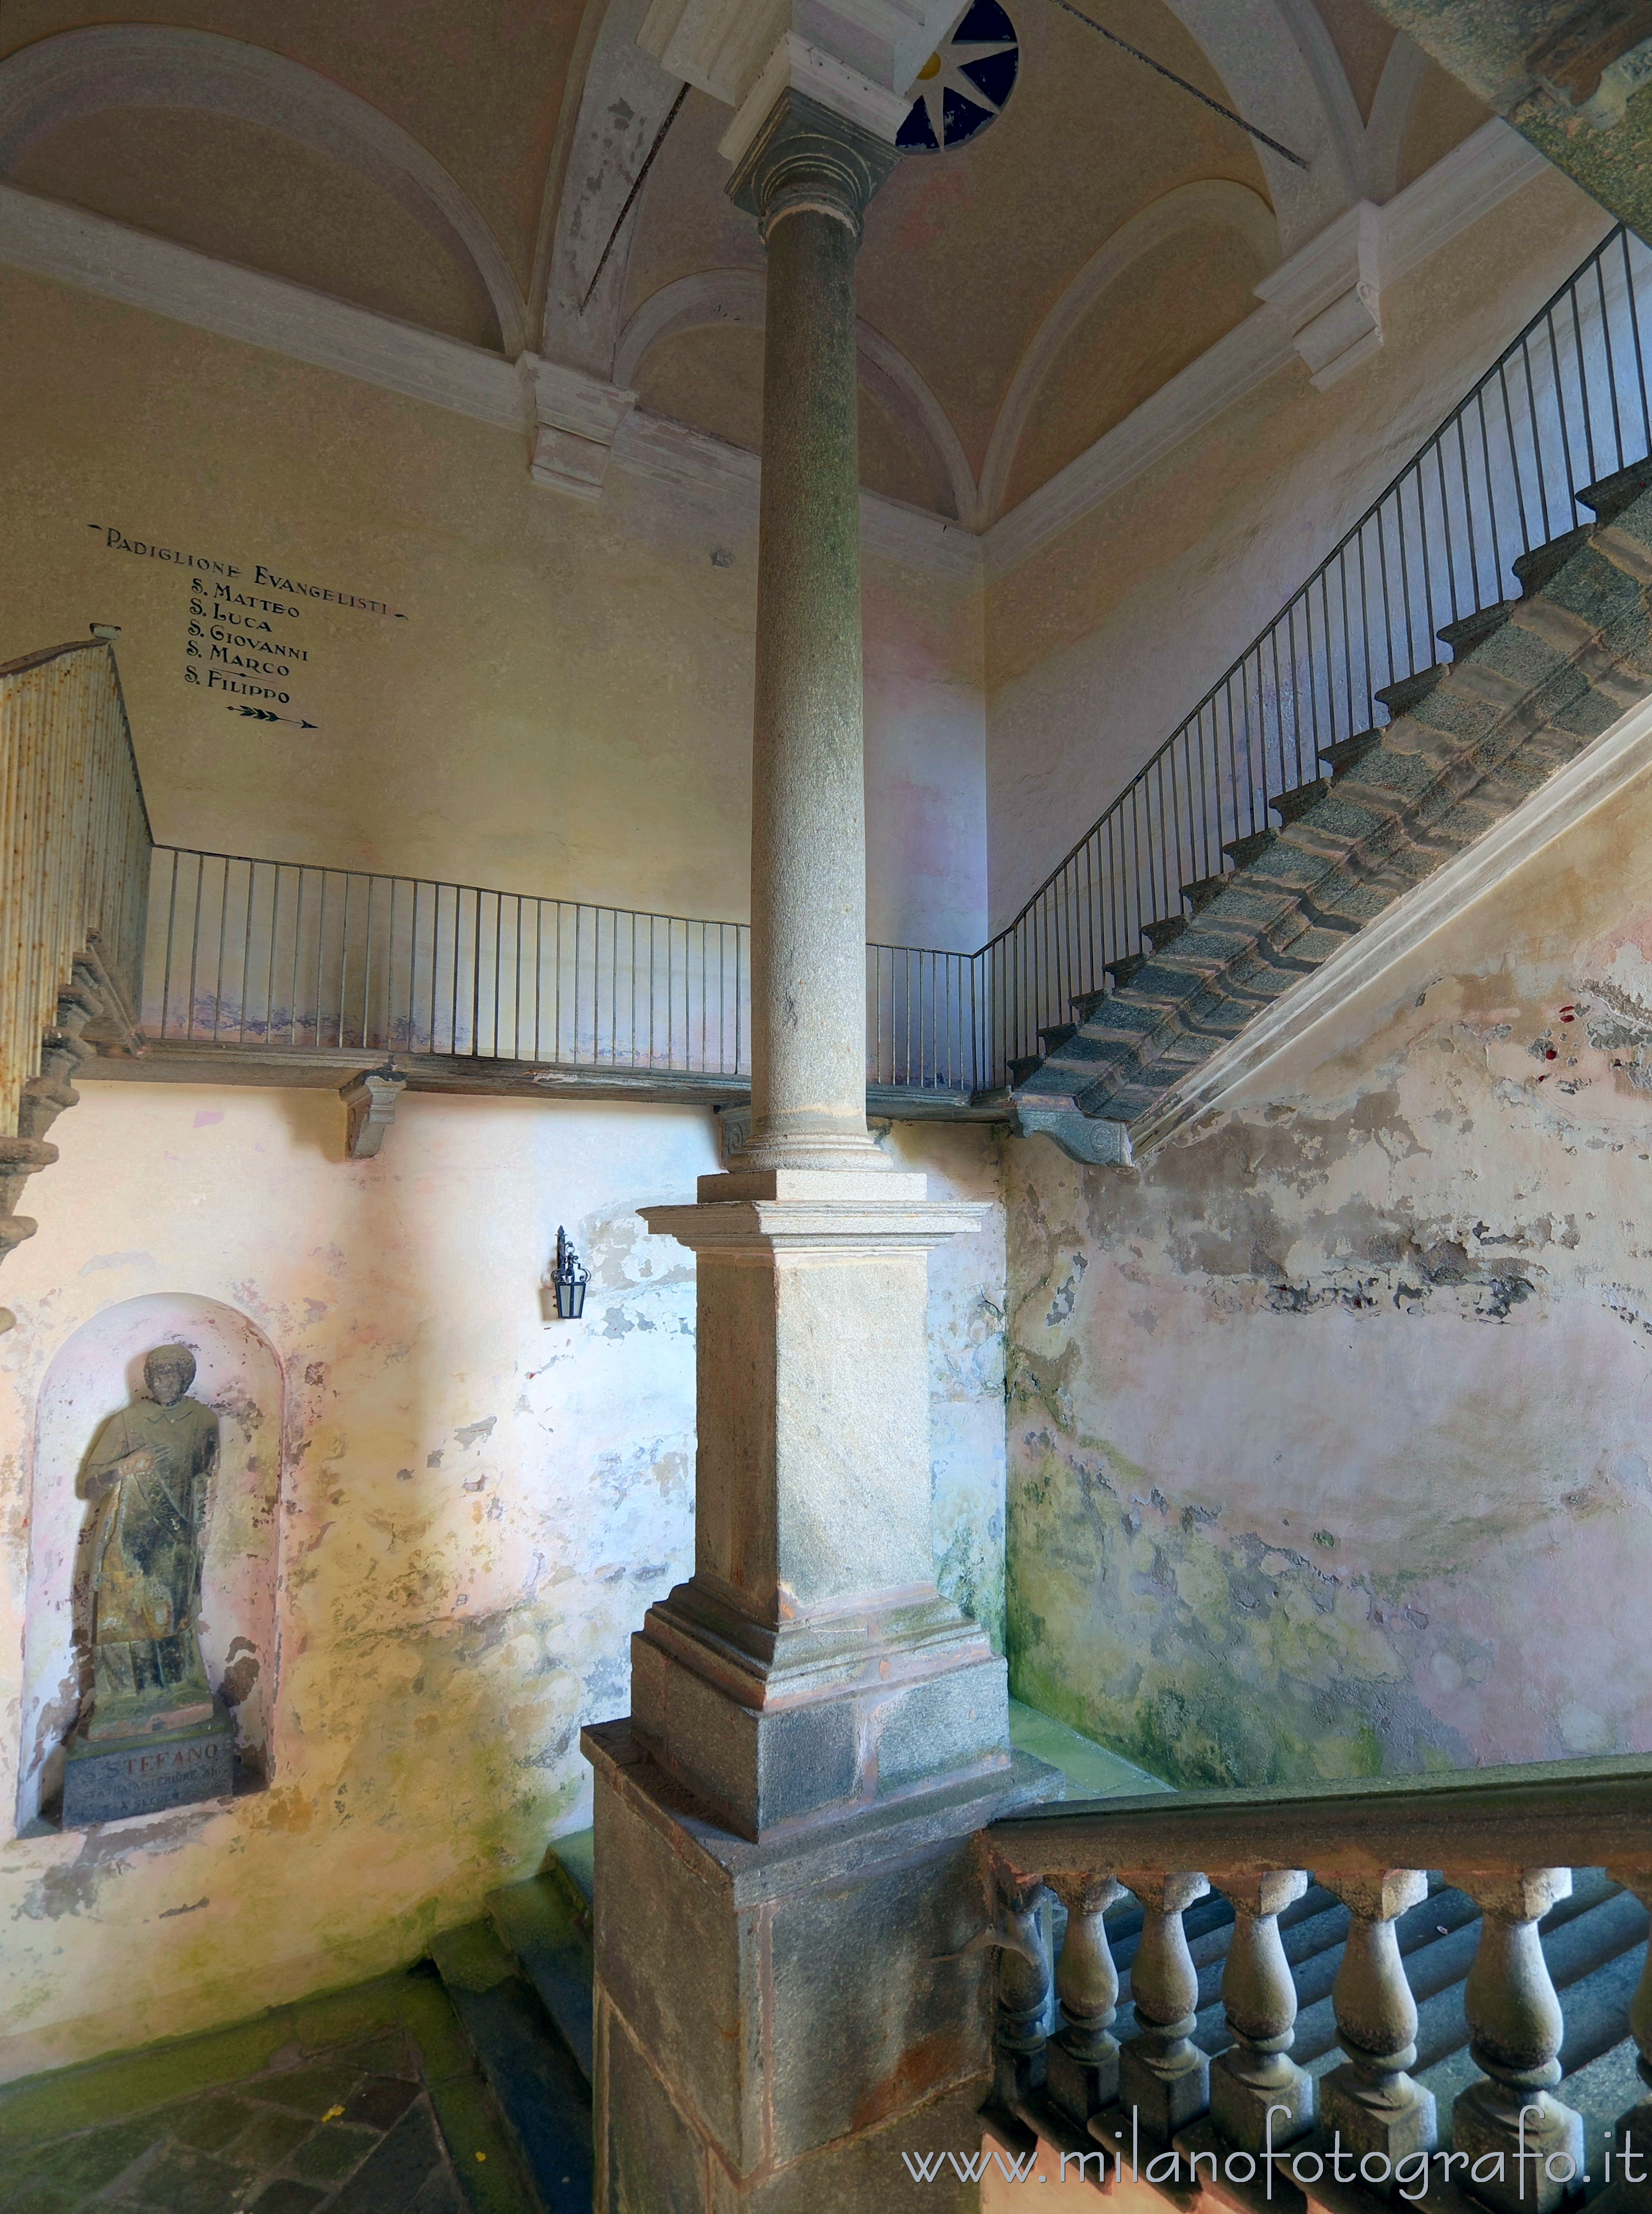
[341,1065,406,1159]
[1255,199,1385,390]
[525,355,639,500]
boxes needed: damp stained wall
[0,1083,1006,2080]
[1005,752,1652,1788]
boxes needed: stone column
[625,86,1010,1846]
[738,90,890,1171]
[586,73,1058,2214]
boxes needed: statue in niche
[78,1344,218,1742]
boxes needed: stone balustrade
[984,1753,1652,2211]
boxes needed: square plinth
[61,1705,235,1826]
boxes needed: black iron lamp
[552,1227,590,1319]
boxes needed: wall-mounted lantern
[552,1227,590,1319]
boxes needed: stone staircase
[428,1833,596,2213]
[1013,457,1652,1166]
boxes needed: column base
[585,1716,1062,2210]
[632,1578,1009,1840]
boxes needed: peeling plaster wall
[0,1087,1004,2078]
[1005,758,1652,1788]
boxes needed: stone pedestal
[587,1720,1060,2210]
[61,1700,234,1827]
[635,1167,1009,1840]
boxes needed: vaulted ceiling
[0,0,1490,529]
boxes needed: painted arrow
[224,704,318,729]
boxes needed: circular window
[897,0,1019,152]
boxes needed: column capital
[727,77,901,241]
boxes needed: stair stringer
[0,944,143,1326]
[1011,464,1652,1166]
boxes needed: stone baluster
[1210,1870,1315,2153]
[1118,1870,1211,2136]
[1605,1865,1652,2209]
[991,1867,1054,2113]
[1047,1874,1124,2124]
[1446,1868,1583,2214]
[1319,1870,1438,2172]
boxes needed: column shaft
[750,198,872,1164]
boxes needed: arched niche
[15,1293,284,1831]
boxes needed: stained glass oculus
[897,0,1019,152]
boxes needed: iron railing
[1,638,151,1131]
[143,849,988,1092]
[978,221,1652,1082]
[138,226,1652,1101]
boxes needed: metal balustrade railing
[978,222,1652,1084]
[137,228,1652,1104]
[144,849,751,1076]
[143,848,987,1092]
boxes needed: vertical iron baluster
[1622,229,1651,454]
[161,848,180,1038]
[210,853,230,1044]
[1597,250,1624,472]
[1569,282,1598,490]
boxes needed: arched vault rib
[0,24,526,356]
[978,180,1279,526]
[1157,0,1360,250]
[616,268,979,523]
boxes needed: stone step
[1269,776,1331,826]
[1374,660,1449,718]
[486,1867,595,2087]
[1318,725,1385,779]
[1181,873,1230,913]
[429,1920,593,2214]
[1037,1021,1079,1052]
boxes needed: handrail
[990,1751,1652,1873]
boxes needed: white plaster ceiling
[0,0,1489,526]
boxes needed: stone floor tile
[227,2105,315,2166]
[124,2141,260,2213]
[1,2172,83,2214]
[411,2162,469,2214]
[253,2064,364,2118]
[343,2073,420,2131]
[327,2100,446,2212]
[285,2120,379,2183]
[246,2181,329,2214]
[332,2031,416,2080]
[9,2115,159,2196]
[165,2095,260,2152]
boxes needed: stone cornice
[0,182,532,431]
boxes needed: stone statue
[78,1344,218,1743]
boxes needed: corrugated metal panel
[0,639,152,1136]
